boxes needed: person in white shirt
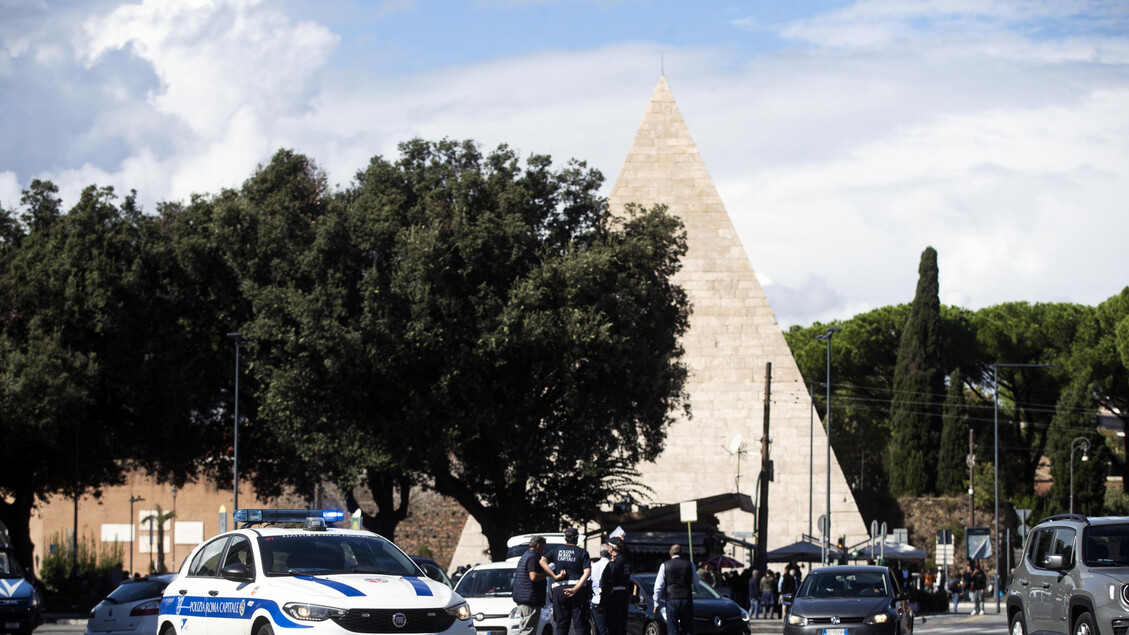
[588,544,611,635]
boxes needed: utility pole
[968,429,975,527]
[756,362,772,573]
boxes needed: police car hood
[269,574,456,605]
[0,577,34,601]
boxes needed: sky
[2,0,1127,327]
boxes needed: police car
[158,509,473,635]
[0,542,42,635]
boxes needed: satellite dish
[728,434,743,454]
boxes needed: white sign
[175,521,203,545]
[101,524,133,543]
[680,501,698,523]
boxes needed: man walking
[652,545,697,635]
[600,537,631,635]
[513,536,565,635]
[589,544,611,635]
[551,528,592,635]
[970,563,987,615]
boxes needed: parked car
[782,565,913,635]
[0,543,42,635]
[86,574,177,635]
[1007,513,1129,635]
[627,573,749,635]
[505,534,583,561]
[453,561,553,635]
[412,556,454,588]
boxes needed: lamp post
[170,485,177,566]
[1070,437,1090,514]
[992,362,1052,614]
[227,332,244,513]
[128,495,144,575]
[815,327,841,565]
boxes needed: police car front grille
[332,608,456,633]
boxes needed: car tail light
[130,599,161,616]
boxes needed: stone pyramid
[608,76,868,551]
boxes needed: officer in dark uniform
[652,544,696,635]
[599,536,631,635]
[549,528,591,635]
[513,536,564,635]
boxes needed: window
[222,536,255,576]
[189,538,228,577]
[1028,529,1053,568]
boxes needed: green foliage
[1044,377,1106,516]
[937,369,971,495]
[1104,486,1129,515]
[37,531,124,594]
[889,247,945,496]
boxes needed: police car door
[210,535,257,635]
[172,536,231,635]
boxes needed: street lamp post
[1070,437,1090,514]
[992,362,1052,614]
[815,327,841,565]
[128,495,144,575]
[227,332,244,513]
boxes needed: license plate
[5,622,20,629]
[822,629,846,635]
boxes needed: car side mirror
[1045,554,1066,570]
[220,562,253,582]
[781,593,793,604]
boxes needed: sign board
[936,529,954,545]
[818,514,829,537]
[966,527,992,560]
[1016,508,1032,539]
[680,501,698,523]
[935,543,954,566]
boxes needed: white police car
[158,509,473,635]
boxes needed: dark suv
[1006,514,1129,635]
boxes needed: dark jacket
[513,549,546,606]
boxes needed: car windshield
[797,571,889,598]
[105,578,171,604]
[0,550,24,579]
[454,567,515,597]
[1084,524,1129,566]
[635,574,723,600]
[258,534,418,576]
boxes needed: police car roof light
[233,509,346,527]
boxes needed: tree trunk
[347,469,412,543]
[0,486,37,580]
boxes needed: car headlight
[786,613,807,626]
[509,606,520,620]
[864,612,890,624]
[446,602,471,621]
[283,602,347,621]
[739,607,749,623]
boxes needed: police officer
[599,537,631,635]
[550,528,591,635]
[652,545,696,635]
[513,536,565,635]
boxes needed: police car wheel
[160,622,175,635]
[256,621,276,635]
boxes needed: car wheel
[160,623,177,635]
[256,621,276,635]
[1073,612,1096,635]
[1009,610,1027,635]
[643,620,661,635]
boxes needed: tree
[888,247,945,495]
[1073,288,1129,478]
[140,505,175,573]
[1045,376,1106,515]
[233,140,691,555]
[937,369,971,495]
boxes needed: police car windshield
[1084,524,1129,566]
[0,549,25,578]
[258,534,419,577]
[453,567,515,597]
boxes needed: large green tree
[937,369,972,495]
[888,247,945,495]
[1045,375,1106,515]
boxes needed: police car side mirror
[221,563,253,582]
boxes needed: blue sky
[2,0,1127,327]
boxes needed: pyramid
[608,76,868,551]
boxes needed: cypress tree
[937,369,970,495]
[888,246,945,495]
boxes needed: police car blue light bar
[234,509,346,526]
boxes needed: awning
[622,531,708,554]
[853,541,928,561]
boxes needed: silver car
[86,574,177,635]
[1006,513,1129,635]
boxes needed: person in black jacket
[599,537,631,635]
[513,536,565,635]
[651,545,697,635]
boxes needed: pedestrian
[513,536,565,635]
[599,537,631,635]
[747,569,761,618]
[758,570,776,619]
[970,563,987,615]
[778,566,798,619]
[589,544,611,635]
[652,545,696,635]
[946,573,960,613]
[550,528,592,635]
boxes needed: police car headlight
[446,602,471,621]
[864,612,890,625]
[283,602,347,621]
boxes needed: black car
[782,565,913,635]
[626,573,750,635]
[412,555,454,588]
